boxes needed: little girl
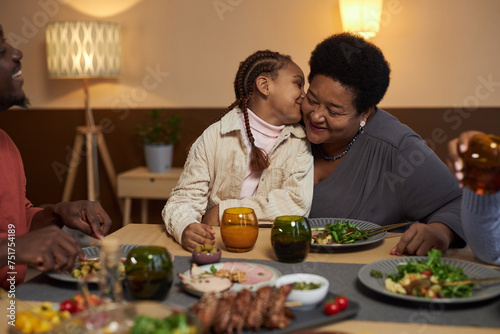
[162,50,314,251]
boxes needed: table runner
[16,255,500,328]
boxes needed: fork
[405,276,500,294]
[344,222,413,239]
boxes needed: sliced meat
[241,265,274,285]
[178,272,232,294]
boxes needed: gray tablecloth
[17,256,500,329]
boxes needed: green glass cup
[271,216,311,263]
[124,246,173,301]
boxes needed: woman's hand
[53,201,112,239]
[15,225,85,272]
[446,130,483,186]
[390,222,454,256]
[181,223,216,252]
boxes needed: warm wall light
[339,0,383,38]
[46,21,121,202]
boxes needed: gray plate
[46,244,144,283]
[309,218,387,249]
[358,256,500,304]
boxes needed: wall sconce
[339,0,383,38]
[46,21,121,202]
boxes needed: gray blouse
[310,108,465,245]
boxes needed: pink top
[0,129,42,290]
[239,109,284,198]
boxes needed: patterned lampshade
[339,0,383,39]
[46,21,121,78]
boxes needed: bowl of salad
[275,273,329,311]
[52,301,200,334]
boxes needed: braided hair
[215,50,292,173]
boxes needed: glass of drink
[462,134,500,195]
[124,246,173,301]
[271,216,311,263]
[220,207,259,252]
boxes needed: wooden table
[4,224,498,334]
[117,167,183,226]
[103,224,499,334]
[105,224,487,266]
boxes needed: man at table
[0,24,112,290]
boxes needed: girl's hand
[390,222,453,256]
[446,130,483,186]
[181,223,215,252]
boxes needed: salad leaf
[130,313,191,334]
[323,220,369,244]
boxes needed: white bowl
[275,273,329,311]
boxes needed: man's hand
[390,222,454,256]
[181,223,215,252]
[201,205,220,226]
[16,225,85,272]
[53,201,112,239]
[446,130,483,187]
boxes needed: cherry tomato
[335,296,349,311]
[324,300,340,315]
[421,269,432,277]
[59,300,77,314]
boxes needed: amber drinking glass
[124,246,173,301]
[271,216,311,263]
[220,207,259,252]
[462,134,500,195]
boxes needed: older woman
[303,33,465,256]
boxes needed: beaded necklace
[316,132,359,161]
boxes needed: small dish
[275,273,329,311]
[192,248,222,265]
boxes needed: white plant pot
[144,144,173,173]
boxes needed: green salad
[130,313,196,334]
[386,249,472,298]
[312,220,369,244]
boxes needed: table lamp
[46,21,121,202]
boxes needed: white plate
[180,262,282,297]
[46,244,144,283]
[309,218,387,249]
[358,256,500,304]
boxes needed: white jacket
[162,108,314,243]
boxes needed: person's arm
[1,225,84,271]
[217,136,314,224]
[162,130,215,249]
[461,189,500,265]
[391,137,465,256]
[30,201,112,239]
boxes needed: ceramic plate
[180,262,282,297]
[309,218,387,249]
[46,244,148,283]
[358,256,500,304]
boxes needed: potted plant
[134,110,181,173]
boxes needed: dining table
[2,223,500,334]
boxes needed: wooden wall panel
[1,108,498,233]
